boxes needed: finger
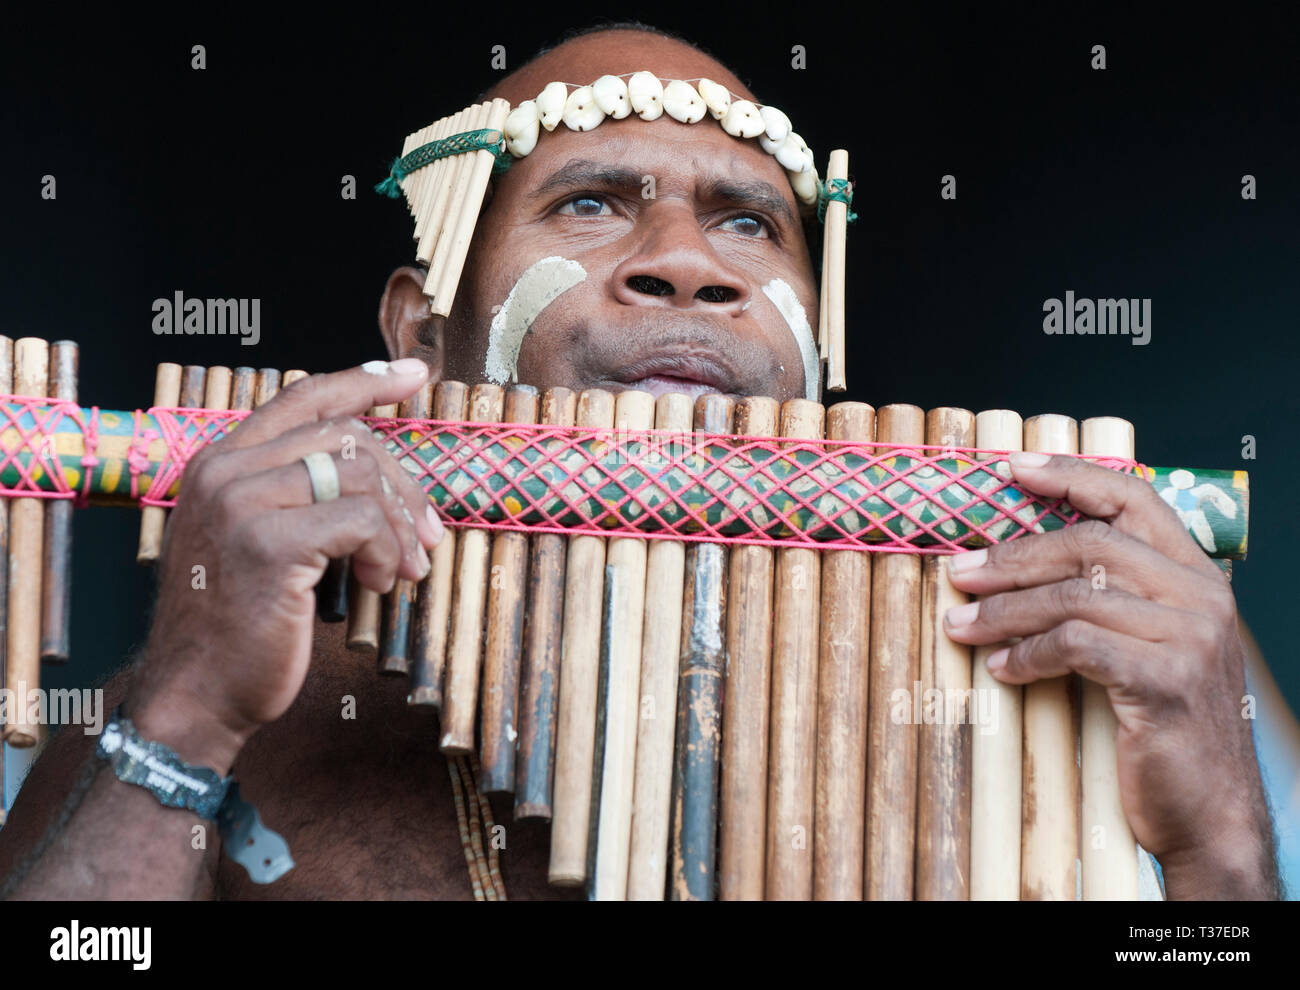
[943,577,1184,646]
[193,413,442,547]
[1006,452,1217,575]
[245,496,407,594]
[216,453,430,583]
[220,360,430,453]
[984,619,1146,689]
[944,520,1219,609]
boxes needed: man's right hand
[125,358,443,771]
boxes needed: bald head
[486,26,759,109]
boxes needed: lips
[606,351,739,400]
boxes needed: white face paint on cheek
[761,278,821,401]
[484,256,588,384]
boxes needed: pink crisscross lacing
[0,402,1144,554]
[0,396,100,507]
[131,407,249,506]
[368,415,1143,554]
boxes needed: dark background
[2,4,1297,878]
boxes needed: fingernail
[945,601,980,628]
[426,504,444,542]
[388,358,428,376]
[986,647,1010,672]
[948,549,987,575]
[1009,451,1051,469]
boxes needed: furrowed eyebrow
[533,159,798,229]
[699,177,797,228]
[534,160,646,196]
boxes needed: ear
[378,266,445,380]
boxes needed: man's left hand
[942,451,1278,899]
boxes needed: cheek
[482,256,588,385]
[760,278,821,401]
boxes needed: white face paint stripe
[761,278,820,401]
[484,256,588,385]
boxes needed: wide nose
[610,203,753,316]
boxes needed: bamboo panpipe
[0,349,1252,899]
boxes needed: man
[0,23,1281,900]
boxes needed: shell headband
[376,73,855,389]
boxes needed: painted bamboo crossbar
[0,399,1249,558]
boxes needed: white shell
[592,74,631,119]
[662,79,706,123]
[536,81,567,131]
[563,86,605,131]
[789,166,819,206]
[721,99,765,138]
[628,71,664,120]
[775,132,811,172]
[503,100,540,157]
[697,78,731,120]
[760,105,791,143]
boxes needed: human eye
[717,213,772,238]
[556,194,614,218]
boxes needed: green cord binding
[816,177,858,224]
[375,128,512,199]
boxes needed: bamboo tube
[813,400,875,899]
[136,362,182,564]
[1021,413,1080,900]
[430,100,511,316]
[40,342,78,663]
[414,112,460,263]
[865,403,925,899]
[408,381,468,707]
[915,407,975,900]
[440,384,504,754]
[378,384,433,676]
[230,367,256,412]
[627,391,693,899]
[5,338,49,747]
[718,396,779,900]
[970,409,1024,900]
[589,389,654,900]
[253,368,281,408]
[818,221,830,363]
[514,386,577,817]
[310,362,351,624]
[764,397,825,900]
[419,109,466,252]
[548,388,616,885]
[824,150,850,391]
[425,102,492,309]
[670,393,734,900]
[0,338,12,772]
[479,384,539,792]
[346,400,396,655]
[1080,416,1139,900]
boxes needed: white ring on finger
[301,451,341,504]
